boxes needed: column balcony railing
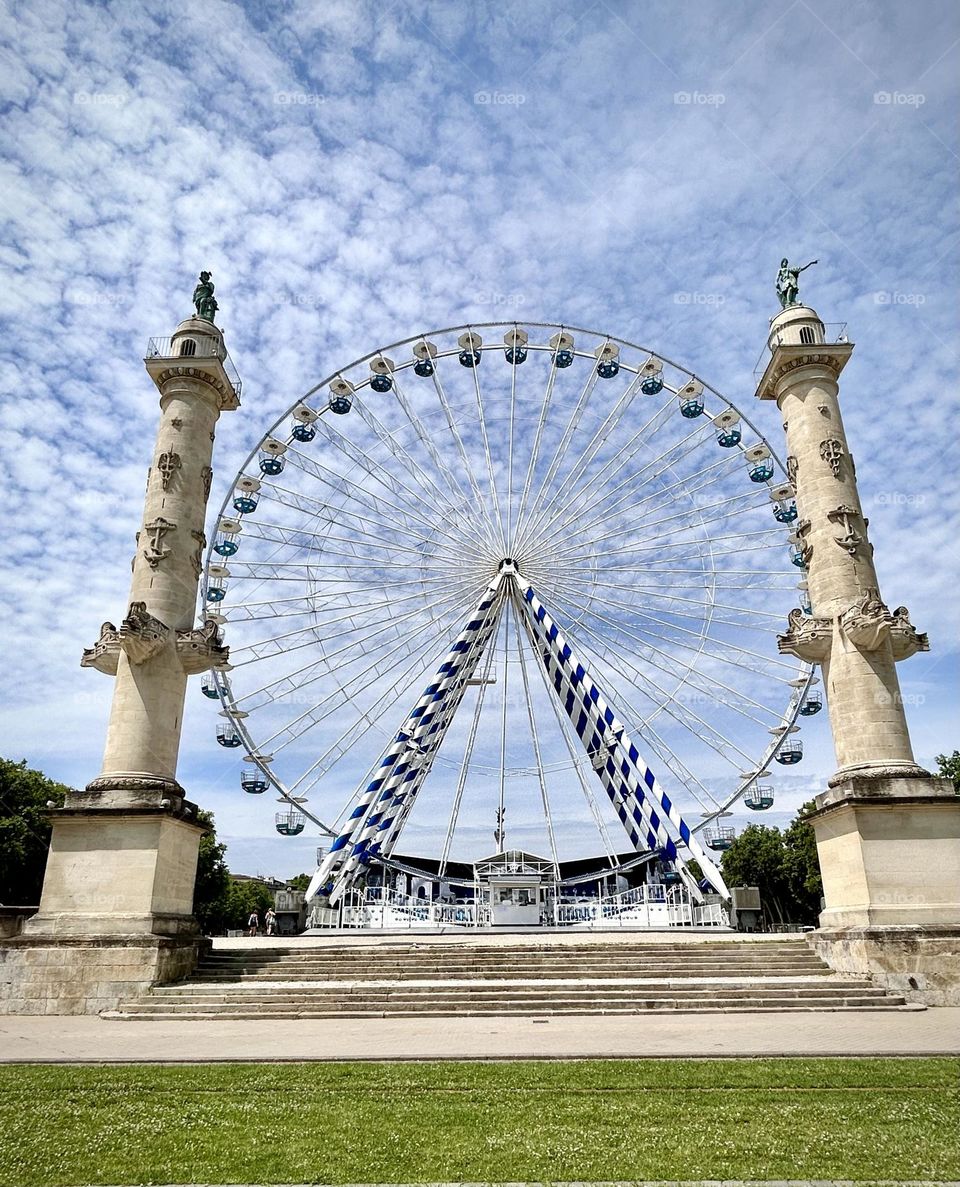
[145,335,242,398]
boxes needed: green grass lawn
[0,1058,957,1186]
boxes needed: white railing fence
[306,882,729,930]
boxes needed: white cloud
[0,0,957,880]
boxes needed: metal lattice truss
[309,569,729,906]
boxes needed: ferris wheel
[201,321,819,902]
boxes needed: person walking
[246,910,259,937]
[265,907,277,936]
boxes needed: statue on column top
[193,271,219,323]
[777,258,818,309]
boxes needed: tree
[287,872,311,891]
[935,750,960,792]
[192,810,231,935]
[720,824,792,925]
[223,879,274,930]
[782,800,823,922]
[720,802,823,928]
[0,758,71,905]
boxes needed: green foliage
[0,758,71,905]
[721,800,822,926]
[287,872,311,890]
[0,1059,956,1185]
[935,750,960,791]
[222,878,274,930]
[190,812,276,933]
[191,810,231,934]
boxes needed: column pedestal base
[808,774,960,1004]
[807,926,960,1006]
[0,933,207,1015]
[0,793,208,1014]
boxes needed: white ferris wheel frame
[202,321,816,863]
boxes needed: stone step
[140,980,893,998]
[113,998,907,1019]
[191,967,830,979]
[125,982,896,1005]
[193,954,825,963]
[111,938,906,1019]
[197,944,816,961]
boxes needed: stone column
[94,321,227,792]
[755,302,960,1004]
[2,297,241,1014]
[758,305,926,782]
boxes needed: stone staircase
[111,937,910,1018]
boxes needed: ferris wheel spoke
[517,399,703,556]
[258,598,472,756]
[515,369,649,552]
[540,588,763,771]
[563,451,740,553]
[549,584,787,726]
[289,606,472,807]
[353,395,497,558]
[505,340,520,544]
[513,363,600,551]
[597,587,784,622]
[439,636,498,875]
[544,571,797,682]
[240,516,482,571]
[528,631,620,867]
[284,434,440,540]
[223,569,480,629]
[539,569,706,636]
[512,351,561,550]
[497,600,510,845]
[427,363,494,526]
[559,577,785,628]
[465,354,507,551]
[228,576,480,666]
[553,487,769,561]
[255,477,449,557]
[285,433,476,559]
[391,376,472,507]
[510,604,560,875]
[229,585,471,710]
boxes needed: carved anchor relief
[143,517,176,568]
[795,517,813,566]
[191,529,206,578]
[827,504,863,555]
[820,438,845,479]
[157,451,182,491]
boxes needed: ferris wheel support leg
[513,581,729,902]
[308,576,507,905]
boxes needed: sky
[0,0,957,881]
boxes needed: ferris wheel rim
[203,319,813,849]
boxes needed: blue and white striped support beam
[307,575,507,905]
[513,581,729,900]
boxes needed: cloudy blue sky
[0,0,957,880]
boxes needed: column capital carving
[838,591,929,658]
[777,609,832,661]
[176,619,230,675]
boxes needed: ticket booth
[473,850,556,926]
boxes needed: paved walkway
[2,1007,957,1062]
